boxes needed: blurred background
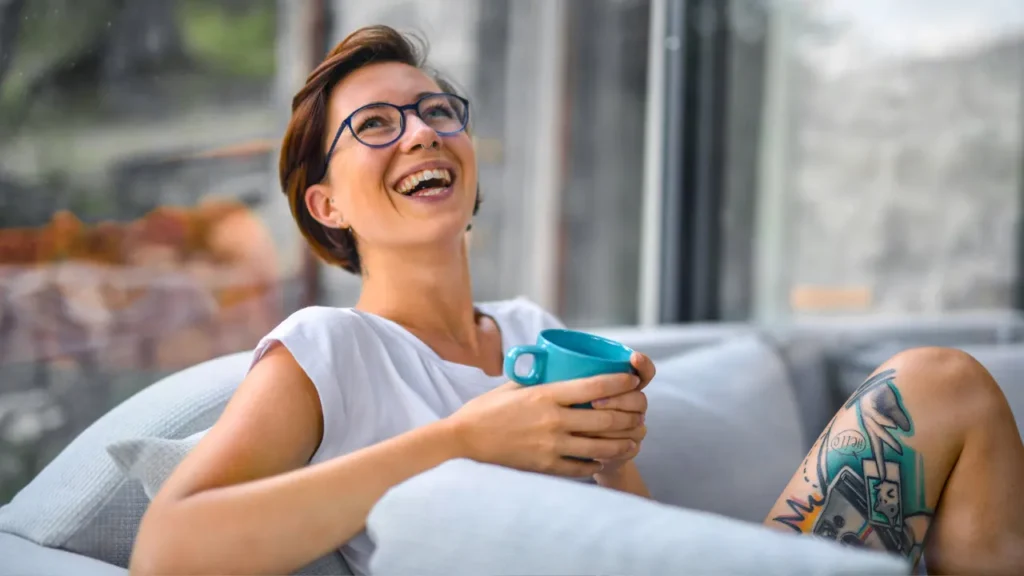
[0,0,1021,501]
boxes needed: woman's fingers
[555,435,635,461]
[542,372,639,406]
[630,352,656,390]
[580,425,647,443]
[592,390,647,413]
[558,406,642,433]
[546,457,604,478]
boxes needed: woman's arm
[595,461,651,498]
[130,345,643,576]
[130,344,463,576]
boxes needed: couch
[2,310,1023,575]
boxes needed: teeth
[396,168,452,194]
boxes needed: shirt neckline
[351,301,509,380]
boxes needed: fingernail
[632,376,641,388]
[629,441,637,450]
[593,398,608,407]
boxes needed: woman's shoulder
[248,306,384,441]
[269,305,365,337]
[251,306,378,374]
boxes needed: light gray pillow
[106,431,353,576]
[368,459,911,575]
[635,335,805,522]
[106,431,207,499]
[0,351,252,568]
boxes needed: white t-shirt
[249,297,564,575]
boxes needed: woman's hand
[448,372,643,477]
[590,352,655,474]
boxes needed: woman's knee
[875,346,1009,420]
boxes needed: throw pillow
[369,459,911,575]
[0,351,252,568]
[106,430,207,499]
[635,335,805,522]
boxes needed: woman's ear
[305,183,347,229]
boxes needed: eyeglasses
[322,92,470,177]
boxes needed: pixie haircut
[279,25,480,274]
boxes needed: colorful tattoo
[773,369,933,562]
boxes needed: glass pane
[560,0,650,327]
[0,0,306,500]
[750,0,1024,319]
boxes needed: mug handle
[504,345,547,385]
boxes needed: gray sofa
[2,310,1023,575]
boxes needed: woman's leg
[763,347,1024,575]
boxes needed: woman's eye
[355,117,383,132]
[424,105,454,119]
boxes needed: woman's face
[306,62,478,259]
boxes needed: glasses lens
[418,94,468,134]
[350,104,403,146]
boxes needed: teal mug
[503,329,636,404]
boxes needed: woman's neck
[355,239,480,350]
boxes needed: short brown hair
[279,25,480,275]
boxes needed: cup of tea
[503,329,635,407]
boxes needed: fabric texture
[0,532,128,576]
[106,431,207,499]
[635,335,805,522]
[0,351,251,567]
[104,429,349,576]
[368,459,911,575]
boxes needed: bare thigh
[763,347,1024,575]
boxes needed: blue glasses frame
[321,92,470,179]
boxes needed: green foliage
[176,0,276,78]
[0,0,117,124]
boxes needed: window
[749,0,1024,319]
[0,0,307,500]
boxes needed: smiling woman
[129,24,654,576]
[279,27,480,275]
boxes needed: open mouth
[395,168,455,197]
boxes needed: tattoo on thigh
[772,369,933,561]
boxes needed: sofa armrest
[0,532,127,576]
[367,460,910,576]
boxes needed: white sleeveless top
[249,297,564,575]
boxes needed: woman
[131,25,1024,576]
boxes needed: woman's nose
[400,113,441,152]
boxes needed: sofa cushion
[106,431,206,499]
[0,352,252,568]
[759,332,832,449]
[0,532,128,576]
[105,427,352,576]
[368,459,911,575]
[636,335,804,522]
[594,322,754,362]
